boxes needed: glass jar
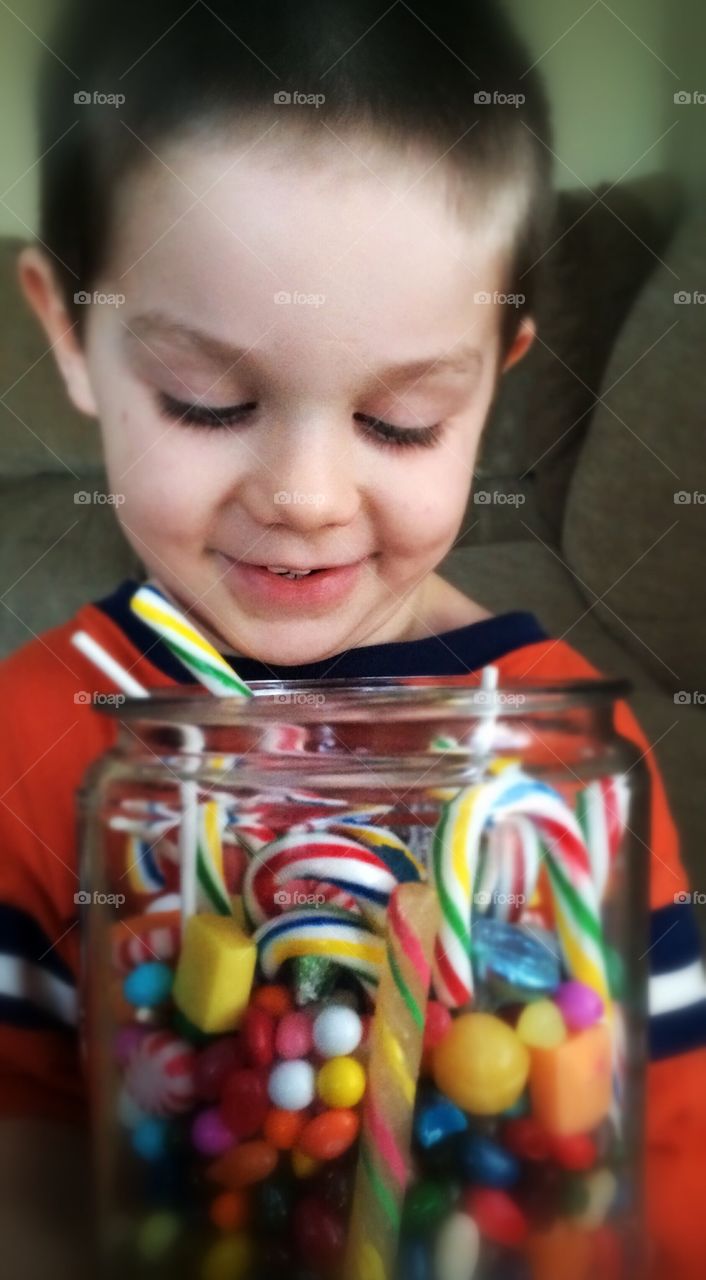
[77,677,649,1280]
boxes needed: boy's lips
[216,553,372,610]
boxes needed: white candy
[312,1006,363,1059]
[268,1059,316,1111]
[435,1212,480,1280]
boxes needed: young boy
[1,1,704,1276]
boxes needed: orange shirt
[0,582,704,1276]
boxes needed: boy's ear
[17,246,98,418]
[502,316,536,373]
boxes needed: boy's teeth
[266,566,313,578]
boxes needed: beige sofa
[1,175,705,936]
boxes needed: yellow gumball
[291,1149,321,1178]
[201,1235,253,1280]
[317,1056,367,1109]
[432,1013,530,1115]
[516,1000,567,1049]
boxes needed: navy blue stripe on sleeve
[648,903,706,1061]
[0,904,78,1029]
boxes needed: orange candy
[529,1023,612,1138]
[209,1190,251,1232]
[297,1109,360,1162]
[208,1140,278,1189]
[264,1108,307,1151]
[527,1222,594,1280]
[251,985,293,1019]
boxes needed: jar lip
[102,675,632,723]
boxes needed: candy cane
[131,584,254,698]
[253,907,385,995]
[575,774,630,901]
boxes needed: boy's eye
[156,391,256,429]
[354,413,443,450]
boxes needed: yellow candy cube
[173,914,256,1034]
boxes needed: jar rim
[100,675,632,723]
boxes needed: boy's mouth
[216,554,371,611]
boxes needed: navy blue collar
[95,579,547,683]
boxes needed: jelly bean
[221,1069,269,1140]
[201,1234,253,1280]
[208,1140,278,1189]
[516,1000,566,1050]
[403,1180,456,1235]
[550,1133,598,1172]
[415,1098,467,1149]
[424,1001,453,1051]
[554,981,604,1032]
[433,1014,530,1115]
[457,1134,520,1190]
[435,1212,480,1280]
[277,1011,314,1060]
[132,1117,170,1162]
[291,1149,321,1178]
[312,1006,363,1058]
[195,1037,245,1101]
[192,1107,236,1157]
[293,1196,347,1272]
[317,1057,367,1109]
[135,1211,180,1261]
[570,1168,617,1228]
[298,1109,360,1162]
[252,984,294,1019]
[501,1117,552,1162]
[471,920,561,997]
[264,1107,307,1150]
[123,962,173,1008]
[269,1060,316,1111]
[244,1006,276,1067]
[209,1189,251,1232]
[463,1187,528,1249]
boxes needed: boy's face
[28,132,533,664]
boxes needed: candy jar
[77,676,649,1280]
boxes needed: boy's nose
[244,425,360,531]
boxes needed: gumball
[463,1187,528,1249]
[195,1037,245,1101]
[123,961,174,1009]
[435,1212,480,1280]
[292,1196,346,1272]
[457,1134,520,1190]
[317,1057,366,1109]
[291,1149,320,1179]
[269,1060,316,1111]
[551,1133,598,1172]
[252,984,294,1019]
[201,1234,253,1280]
[132,1116,170,1162]
[264,1107,307,1151]
[277,1011,314,1060]
[209,1189,251,1232]
[501,1117,552,1162]
[192,1107,236,1157]
[403,1181,456,1235]
[125,1031,196,1115]
[554,981,604,1032]
[221,1069,269,1140]
[433,1014,530,1115]
[208,1140,278,1190]
[243,1006,276,1068]
[312,1006,363,1058]
[298,1109,360,1161]
[516,1000,567,1050]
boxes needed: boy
[1,1,704,1276]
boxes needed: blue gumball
[123,962,174,1009]
[132,1117,170,1162]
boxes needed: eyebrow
[125,312,482,383]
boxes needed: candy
[192,1108,236,1157]
[526,1221,593,1280]
[423,1002,452,1052]
[209,1190,251,1232]
[293,953,337,1005]
[132,1117,171,1162]
[221,1070,270,1140]
[529,1023,612,1137]
[263,1108,307,1151]
[125,834,168,896]
[131,584,254,698]
[501,1117,552,1163]
[414,1098,467,1149]
[276,1011,314,1060]
[313,1006,363,1058]
[291,1149,320,1179]
[123,961,174,1009]
[194,1037,245,1101]
[550,1133,598,1172]
[433,1014,530,1115]
[471,920,561,999]
[268,1060,316,1111]
[575,775,629,902]
[515,1001,567,1050]
[243,1006,276,1067]
[570,1168,617,1228]
[554,981,604,1032]
[298,1109,360,1161]
[252,984,293,1019]
[125,1031,196,1115]
[111,910,181,974]
[114,1025,147,1065]
[435,1212,481,1280]
[172,914,256,1034]
[457,1134,521,1189]
[463,1187,529,1249]
[255,907,384,995]
[197,799,232,917]
[403,1181,456,1234]
[316,1057,367,1109]
[208,1140,278,1189]
[201,1234,254,1280]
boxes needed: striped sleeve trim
[0,904,78,1030]
[648,903,706,1061]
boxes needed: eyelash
[156,393,443,450]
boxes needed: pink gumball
[276,1012,313,1060]
[191,1107,235,1156]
